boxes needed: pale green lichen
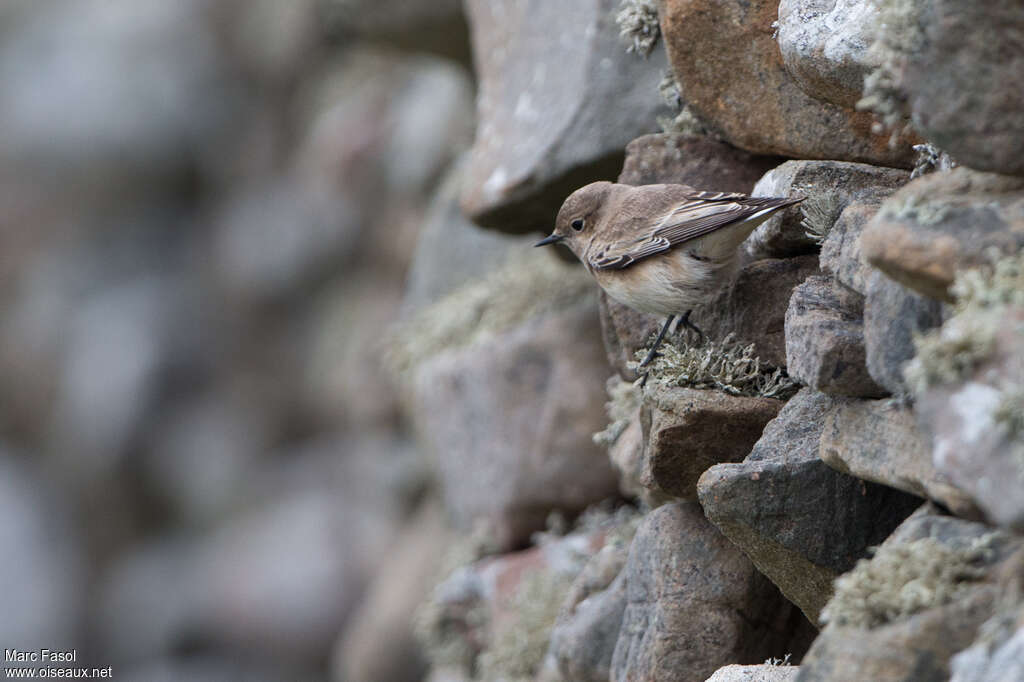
[993,386,1024,440]
[911,142,958,179]
[616,0,660,57]
[475,568,576,681]
[634,333,799,399]
[904,251,1024,395]
[950,250,1024,311]
[903,316,998,395]
[801,193,843,245]
[656,70,711,136]
[413,583,490,674]
[765,653,793,666]
[819,535,996,629]
[856,0,928,145]
[877,191,954,226]
[386,251,593,376]
[593,376,641,447]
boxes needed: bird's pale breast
[592,249,718,316]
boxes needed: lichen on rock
[800,192,842,245]
[819,535,997,629]
[904,250,1024,395]
[385,250,593,376]
[475,567,576,681]
[615,0,660,57]
[634,333,799,399]
[593,376,641,448]
[856,0,927,144]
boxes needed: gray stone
[639,383,783,499]
[401,158,533,314]
[859,168,1024,302]
[863,270,945,396]
[915,307,1024,530]
[546,522,636,682]
[460,0,667,232]
[818,201,879,296]
[94,535,204,664]
[744,161,910,260]
[549,572,627,682]
[777,0,878,109]
[706,665,800,682]
[820,398,978,518]
[660,0,915,166]
[618,134,781,191]
[403,254,618,549]
[610,503,802,682]
[785,276,885,397]
[697,389,922,622]
[799,512,1021,682]
[600,256,819,379]
[951,623,1024,682]
[0,454,84,652]
[334,501,450,682]
[324,0,471,63]
[868,0,1024,176]
[422,521,617,681]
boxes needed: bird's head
[534,181,615,257]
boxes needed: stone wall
[1,1,1021,681]
[398,1,1024,681]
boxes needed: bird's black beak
[534,234,564,247]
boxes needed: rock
[638,383,783,499]
[141,393,272,526]
[697,389,922,622]
[323,0,471,63]
[460,0,667,232]
[865,0,1024,176]
[0,0,233,193]
[549,572,627,682]
[819,398,978,518]
[784,276,885,397]
[913,307,1024,530]
[744,161,910,260]
[950,602,1024,682]
[818,201,879,296]
[419,517,622,681]
[617,134,781,190]
[334,500,451,682]
[0,454,84,652]
[659,0,914,166]
[594,377,660,505]
[707,664,800,682]
[776,0,878,109]
[94,535,204,664]
[799,512,1022,682]
[859,168,1024,302]
[197,480,395,663]
[397,252,618,549]
[600,256,819,378]
[545,511,640,682]
[401,158,533,314]
[863,270,945,396]
[610,503,806,682]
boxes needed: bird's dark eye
[571,218,585,231]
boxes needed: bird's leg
[677,310,705,345]
[639,315,675,368]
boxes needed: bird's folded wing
[589,192,798,271]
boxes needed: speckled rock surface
[660,0,915,166]
[460,0,667,232]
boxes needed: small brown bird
[535,181,803,367]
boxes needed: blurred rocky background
[1,0,1023,681]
